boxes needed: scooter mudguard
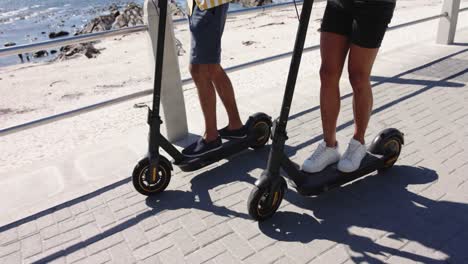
[245,113,272,130]
[369,128,404,155]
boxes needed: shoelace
[342,143,359,161]
[308,144,326,162]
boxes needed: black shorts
[321,0,396,48]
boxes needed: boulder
[49,31,70,39]
[56,43,101,60]
[4,42,16,47]
[231,0,272,7]
[33,50,49,58]
[112,2,144,29]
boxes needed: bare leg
[319,32,350,147]
[347,44,379,144]
[211,64,243,130]
[190,64,219,142]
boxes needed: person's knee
[190,64,221,80]
[320,64,341,84]
[348,69,370,93]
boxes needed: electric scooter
[132,0,272,196]
[247,0,404,221]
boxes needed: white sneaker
[301,141,341,173]
[337,138,367,173]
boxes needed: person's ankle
[325,139,337,148]
[352,135,365,145]
[204,132,219,142]
[227,121,243,131]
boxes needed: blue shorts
[189,2,229,64]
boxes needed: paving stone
[308,244,350,264]
[145,219,182,242]
[138,215,160,232]
[122,224,149,250]
[36,214,56,230]
[156,243,185,264]
[185,241,226,264]
[79,223,101,242]
[75,251,111,264]
[243,244,285,264]
[21,234,42,258]
[213,251,241,264]
[227,218,259,240]
[132,236,173,261]
[195,223,233,247]
[69,203,89,216]
[0,228,18,246]
[0,241,19,258]
[54,208,73,223]
[65,248,87,263]
[17,222,38,238]
[86,233,124,255]
[43,229,81,251]
[93,207,115,229]
[0,251,21,264]
[170,227,199,256]
[114,202,148,221]
[40,224,60,240]
[221,233,255,260]
[108,242,137,264]
[85,196,106,210]
[248,233,277,252]
[59,214,95,233]
[179,212,207,236]
[107,197,127,213]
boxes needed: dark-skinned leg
[211,64,243,130]
[190,64,219,142]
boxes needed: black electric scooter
[132,0,272,196]
[247,0,404,221]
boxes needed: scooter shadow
[258,165,468,263]
[145,147,270,220]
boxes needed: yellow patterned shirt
[188,0,231,15]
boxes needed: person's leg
[301,0,353,173]
[189,64,219,142]
[347,45,379,144]
[211,65,243,130]
[347,1,395,144]
[337,1,395,172]
[320,32,350,147]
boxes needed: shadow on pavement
[259,166,468,263]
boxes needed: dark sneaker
[182,136,222,157]
[219,126,247,140]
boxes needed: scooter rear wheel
[379,137,402,172]
[250,118,272,149]
[132,157,171,196]
[248,180,285,221]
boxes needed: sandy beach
[0,0,466,172]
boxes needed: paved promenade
[1,5,468,264]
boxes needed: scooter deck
[284,152,385,196]
[174,136,254,172]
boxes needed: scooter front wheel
[247,181,285,221]
[132,157,172,196]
